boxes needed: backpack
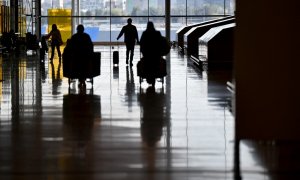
[161,36,171,56]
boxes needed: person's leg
[129,45,135,66]
[125,44,130,64]
[50,44,55,60]
[56,45,61,59]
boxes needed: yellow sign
[48,9,72,43]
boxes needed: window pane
[42,16,110,42]
[41,0,72,16]
[127,0,148,16]
[187,16,221,25]
[79,17,110,42]
[187,17,200,25]
[187,0,225,16]
[149,0,165,16]
[39,0,236,43]
[225,0,235,15]
[171,0,186,16]
[171,17,186,41]
[111,0,126,16]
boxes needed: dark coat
[140,29,162,60]
[67,32,94,78]
[117,24,139,46]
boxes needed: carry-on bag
[113,50,119,65]
[92,52,101,77]
[113,42,119,65]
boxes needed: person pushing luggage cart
[138,21,170,87]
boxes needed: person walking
[139,21,163,86]
[46,24,63,61]
[117,18,139,66]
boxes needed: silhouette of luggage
[137,57,167,85]
[25,32,39,54]
[40,48,46,61]
[113,51,119,65]
[63,52,101,88]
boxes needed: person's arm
[116,27,125,40]
[45,31,52,39]
[135,27,139,43]
[140,32,145,54]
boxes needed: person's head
[52,24,57,30]
[146,21,155,31]
[127,18,132,25]
[76,24,85,33]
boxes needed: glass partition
[41,0,72,16]
[38,0,235,42]
[187,0,225,16]
[149,0,165,16]
[225,0,235,15]
[171,0,186,16]
[171,17,186,41]
[126,0,149,16]
[47,9,72,42]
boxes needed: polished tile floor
[0,46,299,180]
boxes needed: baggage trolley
[137,57,167,86]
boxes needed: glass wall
[38,0,235,42]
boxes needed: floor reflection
[138,86,166,176]
[0,46,243,180]
[126,66,135,112]
[63,92,101,143]
[62,91,101,172]
[50,60,62,95]
[113,66,119,79]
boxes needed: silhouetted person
[69,24,94,87]
[25,32,39,54]
[1,32,11,52]
[62,39,71,61]
[140,21,163,86]
[40,36,48,61]
[46,24,63,61]
[9,30,17,50]
[117,18,139,66]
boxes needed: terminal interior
[0,1,300,180]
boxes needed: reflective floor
[0,46,299,180]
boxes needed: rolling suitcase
[113,41,119,65]
[93,52,101,77]
[113,50,119,65]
